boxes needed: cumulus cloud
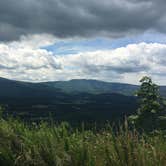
[0,35,62,81]
[0,35,166,84]
[59,43,166,84]
[0,0,166,41]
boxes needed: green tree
[129,76,164,131]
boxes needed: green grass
[0,117,166,166]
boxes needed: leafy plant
[129,76,165,131]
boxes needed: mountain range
[0,77,138,97]
[0,77,165,123]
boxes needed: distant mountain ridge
[0,77,62,99]
[0,77,165,122]
[42,79,139,95]
[0,77,138,122]
[0,77,166,97]
[43,79,166,97]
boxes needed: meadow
[0,117,166,166]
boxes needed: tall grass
[0,117,166,166]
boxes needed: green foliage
[137,76,161,113]
[0,118,166,166]
[129,76,166,131]
[0,106,4,119]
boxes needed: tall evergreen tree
[129,76,164,131]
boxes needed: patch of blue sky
[64,66,79,70]
[109,33,166,49]
[43,32,166,55]
[43,38,113,55]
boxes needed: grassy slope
[0,118,166,166]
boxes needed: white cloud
[0,35,166,84]
[0,35,62,81]
[59,42,166,84]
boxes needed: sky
[0,0,166,84]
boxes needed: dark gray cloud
[0,64,17,70]
[0,0,166,41]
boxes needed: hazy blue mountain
[0,77,62,99]
[43,79,166,97]
[0,77,166,98]
[42,79,139,95]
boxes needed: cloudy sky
[0,0,166,84]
